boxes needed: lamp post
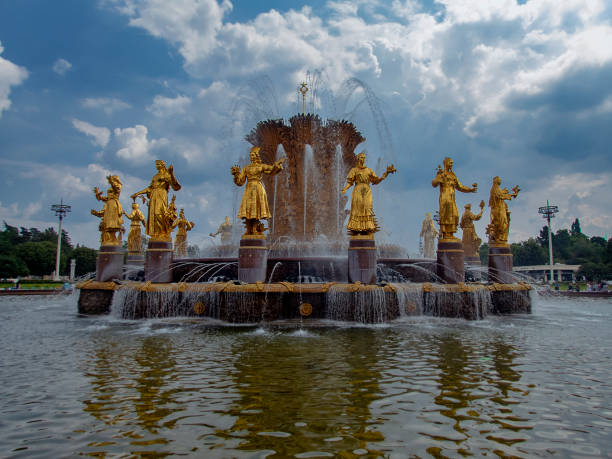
[51,199,71,281]
[299,82,308,114]
[538,201,558,283]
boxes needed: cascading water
[335,144,344,235]
[303,145,314,239]
[390,283,424,317]
[272,144,286,236]
[326,285,388,323]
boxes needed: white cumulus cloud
[0,42,29,117]
[147,94,191,117]
[114,124,169,162]
[81,97,132,114]
[52,58,72,75]
[72,118,111,148]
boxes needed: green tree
[0,255,29,278]
[605,238,612,264]
[72,246,98,277]
[511,238,548,266]
[479,242,489,265]
[590,236,607,248]
[578,262,612,282]
[570,218,582,236]
[537,226,549,247]
[16,241,63,277]
[552,229,571,262]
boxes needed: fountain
[77,87,531,322]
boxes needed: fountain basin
[77,280,531,322]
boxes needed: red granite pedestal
[238,236,268,283]
[437,239,464,284]
[96,244,124,282]
[488,243,514,284]
[348,235,377,284]
[145,240,173,283]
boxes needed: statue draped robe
[234,162,283,221]
[345,166,384,233]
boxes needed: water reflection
[14,297,603,457]
[218,329,387,457]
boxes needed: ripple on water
[1,294,612,457]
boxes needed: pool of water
[1,292,611,457]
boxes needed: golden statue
[172,208,195,257]
[341,152,396,236]
[91,175,124,245]
[486,176,519,245]
[460,201,485,257]
[210,216,233,243]
[231,146,286,236]
[131,160,181,241]
[123,200,146,253]
[432,157,477,240]
[419,212,438,258]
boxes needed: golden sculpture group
[91,160,196,256]
[91,150,519,264]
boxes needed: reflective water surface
[1,293,611,458]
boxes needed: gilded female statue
[341,152,396,236]
[231,146,285,236]
[432,157,477,240]
[460,201,485,257]
[210,216,233,243]
[131,160,181,241]
[486,176,519,245]
[172,209,195,257]
[419,212,438,258]
[123,201,146,253]
[91,175,124,245]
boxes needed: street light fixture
[538,200,558,283]
[51,199,71,281]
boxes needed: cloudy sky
[0,0,611,253]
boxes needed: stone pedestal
[488,244,513,284]
[145,240,173,283]
[437,239,464,284]
[96,244,124,282]
[348,235,377,284]
[239,236,268,283]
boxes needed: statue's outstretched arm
[455,177,477,193]
[131,187,150,200]
[370,164,396,185]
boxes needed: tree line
[479,218,612,281]
[0,223,97,278]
